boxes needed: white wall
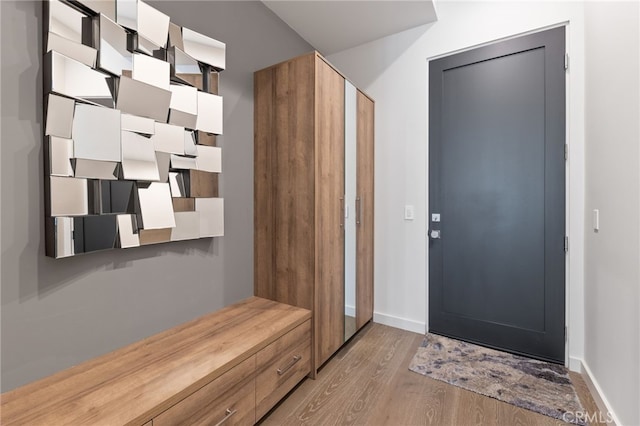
[328,1,640,423]
[583,3,640,425]
[0,0,312,392]
[327,0,586,367]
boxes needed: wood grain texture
[208,71,219,95]
[256,320,311,420]
[254,65,277,304]
[260,323,604,426]
[172,197,195,212]
[314,56,345,369]
[197,130,217,147]
[254,54,316,311]
[273,54,316,311]
[139,228,172,245]
[356,91,374,330]
[154,356,256,426]
[177,73,203,91]
[0,297,311,426]
[189,169,219,198]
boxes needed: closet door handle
[339,197,344,228]
[215,408,237,426]
[277,354,302,375]
[356,196,362,225]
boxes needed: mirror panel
[182,27,225,70]
[168,84,198,128]
[171,211,200,241]
[54,217,75,258]
[137,182,176,229]
[116,0,137,30]
[117,214,140,248]
[75,0,116,21]
[196,92,223,135]
[188,170,217,198]
[95,13,131,76]
[152,122,185,154]
[45,94,75,138]
[169,46,201,79]
[121,131,160,181]
[74,215,118,253]
[50,176,89,216]
[48,136,74,177]
[137,0,170,48]
[184,130,198,156]
[168,22,183,49]
[168,171,188,197]
[47,51,114,107]
[121,113,155,135]
[48,0,84,43]
[100,180,137,214]
[170,154,197,170]
[195,145,221,173]
[344,81,358,341]
[47,32,97,67]
[139,228,172,245]
[72,103,121,162]
[73,159,119,180]
[156,152,171,182]
[195,197,223,237]
[132,53,169,90]
[116,76,171,122]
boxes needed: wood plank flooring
[260,323,603,426]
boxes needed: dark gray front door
[428,27,566,363]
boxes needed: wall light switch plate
[404,205,415,220]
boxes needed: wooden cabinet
[0,298,311,426]
[154,356,256,426]
[254,52,374,376]
[255,320,311,419]
[356,91,375,330]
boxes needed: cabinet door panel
[254,55,316,312]
[153,356,255,426]
[356,91,374,330]
[314,57,345,368]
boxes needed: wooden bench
[1,297,311,425]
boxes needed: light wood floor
[260,323,602,426]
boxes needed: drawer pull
[277,355,302,376]
[215,408,237,426]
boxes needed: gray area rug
[409,333,585,425]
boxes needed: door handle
[214,408,237,426]
[430,230,441,239]
[339,197,344,228]
[277,354,302,375]
[356,196,361,225]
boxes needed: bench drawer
[255,320,311,420]
[154,356,256,426]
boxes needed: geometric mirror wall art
[43,0,225,258]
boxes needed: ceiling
[261,1,438,55]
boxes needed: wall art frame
[43,0,225,258]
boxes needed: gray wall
[0,0,312,392]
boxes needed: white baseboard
[569,356,583,373]
[345,305,355,317]
[373,311,426,334]
[579,359,621,425]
